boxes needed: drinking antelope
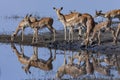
[11,14,32,41]
[90,20,116,45]
[11,43,56,74]
[95,9,120,21]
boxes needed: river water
[0,42,120,80]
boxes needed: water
[0,43,120,80]
[0,44,61,80]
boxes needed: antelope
[56,50,86,79]
[27,15,56,43]
[53,7,82,41]
[11,15,37,42]
[95,9,120,21]
[11,43,56,74]
[70,12,95,45]
[90,20,116,45]
[53,7,95,42]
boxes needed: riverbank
[0,30,120,54]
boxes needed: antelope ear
[60,7,63,10]
[99,10,102,13]
[29,14,32,17]
[53,7,56,10]
[25,14,29,18]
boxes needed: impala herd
[11,7,120,46]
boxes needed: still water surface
[0,43,120,80]
[0,43,63,80]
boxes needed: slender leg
[64,26,67,40]
[98,31,101,45]
[69,27,74,41]
[35,29,38,43]
[22,28,24,42]
[115,25,120,44]
[110,28,116,44]
[32,29,36,43]
[33,46,38,60]
[64,50,67,65]
[53,49,56,60]
[69,27,71,41]
[71,27,73,41]
[116,27,120,38]
[47,25,56,41]
[53,29,56,41]
[78,27,82,40]
[20,44,24,56]
[90,31,96,45]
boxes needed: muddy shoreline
[0,30,120,53]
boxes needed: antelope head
[94,10,103,18]
[11,14,30,41]
[22,14,31,27]
[53,7,63,13]
[53,7,64,20]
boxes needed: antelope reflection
[11,43,56,74]
[56,50,86,79]
[72,51,110,76]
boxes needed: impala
[27,15,56,43]
[90,20,116,45]
[11,43,56,74]
[53,7,82,41]
[11,15,37,42]
[53,7,95,43]
[95,9,120,21]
